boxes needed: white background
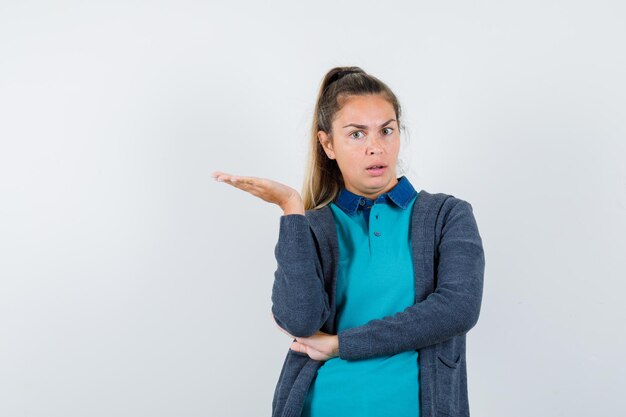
[1,1,624,416]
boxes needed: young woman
[212,67,485,417]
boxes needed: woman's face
[318,94,400,200]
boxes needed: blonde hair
[301,67,404,210]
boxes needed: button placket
[371,205,381,237]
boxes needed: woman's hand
[212,171,304,215]
[271,313,339,361]
[290,331,339,362]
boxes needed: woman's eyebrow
[342,119,396,129]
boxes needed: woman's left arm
[275,198,484,362]
[335,198,485,360]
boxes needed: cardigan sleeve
[337,199,485,360]
[271,214,331,338]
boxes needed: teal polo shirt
[301,176,421,417]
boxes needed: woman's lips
[366,165,386,176]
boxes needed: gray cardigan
[271,189,485,417]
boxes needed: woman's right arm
[212,171,330,338]
[271,213,330,338]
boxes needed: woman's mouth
[366,165,387,176]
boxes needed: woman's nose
[366,136,384,154]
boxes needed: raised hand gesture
[212,171,304,215]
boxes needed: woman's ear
[318,131,336,160]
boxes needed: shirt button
[359,200,365,206]
[374,231,381,237]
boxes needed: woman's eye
[382,127,393,135]
[350,131,364,139]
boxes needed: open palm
[212,170,302,211]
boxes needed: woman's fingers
[212,170,256,187]
[213,171,266,196]
[290,340,333,361]
[269,313,337,361]
[211,171,230,181]
[293,332,339,358]
[212,170,299,208]
[212,171,256,186]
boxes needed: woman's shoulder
[303,204,333,224]
[414,188,471,209]
[413,189,480,230]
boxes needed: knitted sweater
[271,189,485,417]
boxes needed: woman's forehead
[335,96,396,125]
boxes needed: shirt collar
[333,176,418,216]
